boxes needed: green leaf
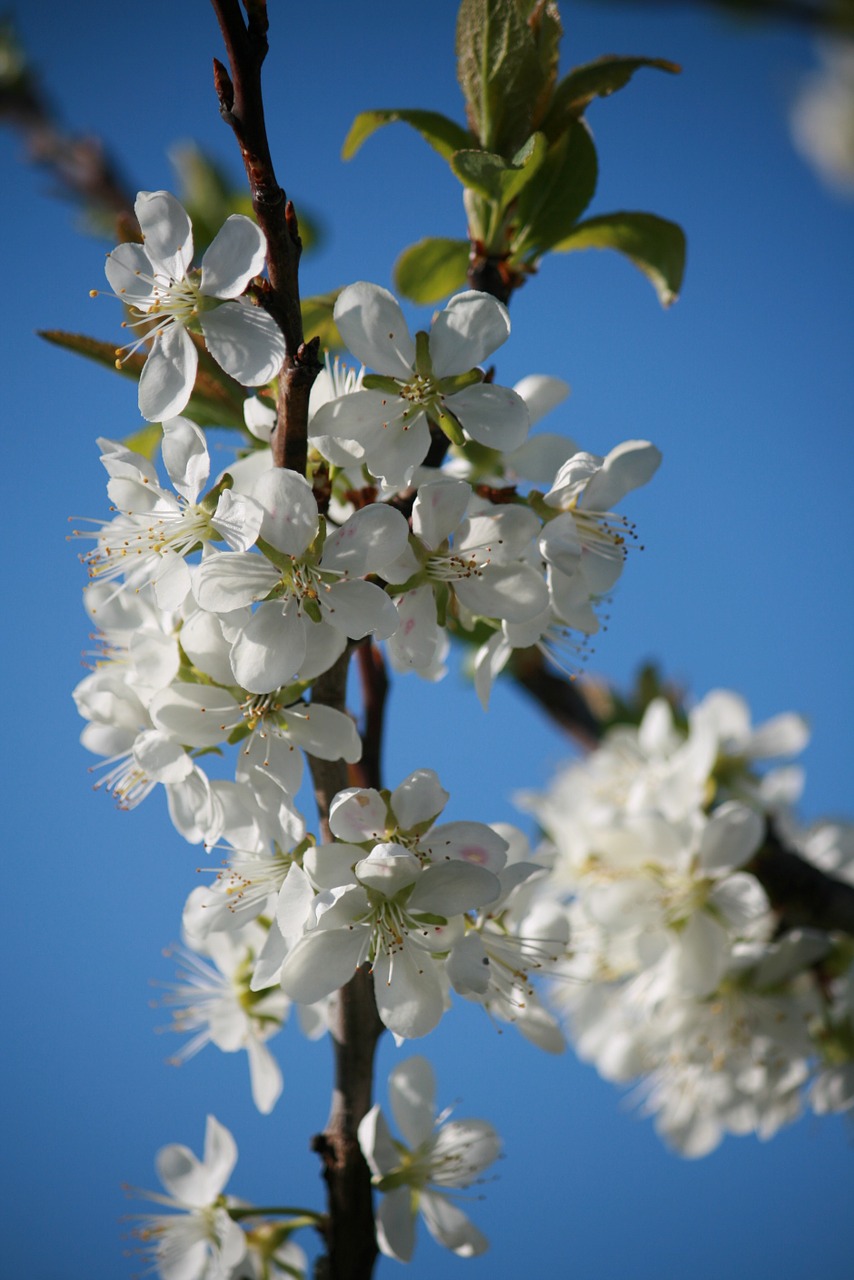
[302,290,343,350]
[543,56,681,137]
[521,1,563,128]
[394,238,470,304]
[451,132,547,206]
[553,212,686,307]
[122,422,162,460]
[456,0,544,155]
[342,109,471,162]
[512,120,598,257]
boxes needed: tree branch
[750,822,854,936]
[307,652,383,1280]
[209,0,320,475]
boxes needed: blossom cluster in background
[521,690,854,1156]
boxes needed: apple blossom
[102,190,285,421]
[130,1114,247,1280]
[309,283,530,487]
[358,1056,501,1261]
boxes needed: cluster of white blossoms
[74,196,654,1077]
[520,690,854,1156]
[83,192,850,1280]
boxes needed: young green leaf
[451,132,548,206]
[394,238,471,304]
[456,0,544,155]
[553,211,686,306]
[341,109,472,162]
[543,55,681,138]
[512,120,598,257]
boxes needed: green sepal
[342,108,472,162]
[385,570,429,596]
[432,406,466,448]
[255,536,292,572]
[552,211,686,307]
[450,132,547,206]
[191,746,224,760]
[542,55,681,138]
[201,471,234,513]
[438,368,482,396]
[362,374,403,394]
[511,121,598,257]
[412,912,450,927]
[226,722,252,746]
[414,330,433,379]
[394,237,471,305]
[302,597,323,625]
[434,581,450,629]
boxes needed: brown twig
[350,643,389,792]
[209,0,321,475]
[307,652,383,1280]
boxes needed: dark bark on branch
[509,648,604,751]
[307,652,383,1280]
[210,0,320,476]
[350,643,389,792]
[750,822,854,936]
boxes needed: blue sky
[1,2,852,1278]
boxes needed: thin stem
[209,0,320,475]
[229,1205,324,1223]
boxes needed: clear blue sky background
[1,2,852,1277]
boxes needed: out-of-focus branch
[612,0,854,36]
[509,648,605,750]
[209,0,320,475]
[0,19,137,238]
[751,822,854,935]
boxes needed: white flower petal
[412,479,471,550]
[388,1056,436,1147]
[161,416,209,503]
[430,291,511,376]
[138,325,198,422]
[321,504,409,578]
[135,190,193,278]
[372,946,444,1038]
[419,1190,489,1257]
[390,769,449,830]
[322,578,400,640]
[200,214,267,298]
[231,600,307,693]
[334,282,416,378]
[246,1036,283,1114]
[376,1186,417,1262]
[201,300,285,386]
[579,439,662,512]
[450,382,529,451]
